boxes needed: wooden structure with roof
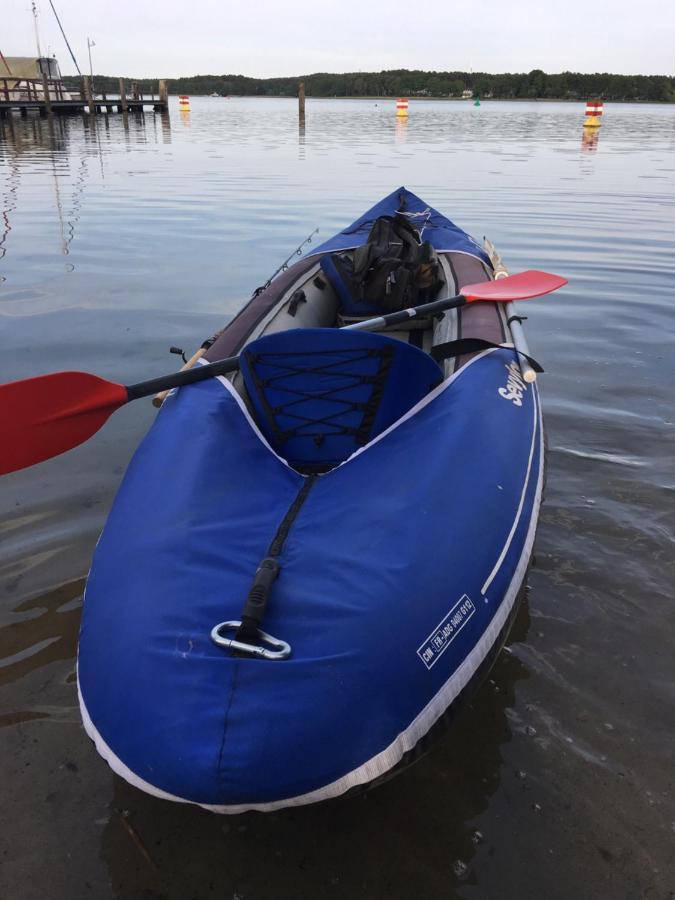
[0,55,168,116]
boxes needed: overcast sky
[4,0,674,79]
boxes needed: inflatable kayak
[78,188,546,812]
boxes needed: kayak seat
[239,327,443,473]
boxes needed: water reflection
[99,593,531,899]
[1,98,674,898]
[0,579,83,691]
[581,126,600,152]
[0,110,171,273]
[155,109,172,145]
[0,116,84,267]
[0,143,18,269]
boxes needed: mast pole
[87,38,95,95]
[32,0,43,58]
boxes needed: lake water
[1,98,674,899]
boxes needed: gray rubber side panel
[262,276,338,335]
[205,255,319,361]
[447,252,505,370]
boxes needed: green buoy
[474,95,481,107]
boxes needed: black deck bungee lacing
[244,345,394,448]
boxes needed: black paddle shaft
[343,293,465,331]
[124,292,467,401]
[125,355,240,401]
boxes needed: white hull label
[417,595,476,670]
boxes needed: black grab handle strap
[430,338,543,373]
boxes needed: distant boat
[209,91,220,97]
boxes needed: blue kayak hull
[79,346,544,812]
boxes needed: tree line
[64,68,675,102]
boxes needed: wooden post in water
[119,78,128,113]
[158,79,168,110]
[41,75,52,116]
[298,81,305,123]
[82,75,94,112]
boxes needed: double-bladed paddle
[0,269,566,475]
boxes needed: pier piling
[119,78,128,113]
[299,82,305,122]
[82,74,94,112]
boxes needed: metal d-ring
[210,620,291,660]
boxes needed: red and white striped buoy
[396,97,409,118]
[584,99,603,128]
[179,95,190,110]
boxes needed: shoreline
[166,95,675,104]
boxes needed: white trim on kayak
[204,361,303,475]
[78,679,204,804]
[78,394,544,814]
[481,385,539,597]
[158,358,309,477]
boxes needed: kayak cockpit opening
[197,213,508,474]
[239,328,443,473]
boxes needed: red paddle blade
[0,372,128,475]
[462,270,568,302]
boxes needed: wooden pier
[0,75,168,117]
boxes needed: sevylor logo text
[499,361,527,407]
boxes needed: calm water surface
[1,98,674,899]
